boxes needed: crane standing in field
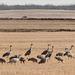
[38,56,49,64]
[8,57,20,64]
[64,45,74,56]
[25,44,33,56]
[9,54,21,60]
[0,58,6,63]
[55,56,64,63]
[3,45,12,58]
[56,48,68,56]
[19,55,28,64]
[67,53,75,59]
[28,57,38,63]
[45,46,54,59]
[41,44,51,55]
[37,55,45,59]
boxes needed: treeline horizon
[0,4,75,10]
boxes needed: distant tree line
[0,4,75,10]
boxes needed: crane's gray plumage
[25,44,33,56]
[8,57,20,64]
[3,45,12,57]
[0,58,6,63]
[45,46,54,59]
[19,56,28,64]
[8,54,21,64]
[64,45,74,56]
[41,44,50,55]
[38,56,48,64]
[67,53,75,59]
[9,54,21,60]
[37,55,45,59]
[28,57,38,63]
[56,48,68,56]
[55,56,63,63]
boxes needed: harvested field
[0,32,75,75]
[0,20,75,32]
[0,9,75,75]
[0,10,75,18]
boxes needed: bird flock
[0,44,75,64]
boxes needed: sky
[0,0,75,5]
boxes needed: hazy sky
[0,0,75,5]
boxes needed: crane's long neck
[70,46,72,50]
[52,46,54,53]
[30,45,32,50]
[69,46,73,51]
[10,46,12,53]
[48,45,50,51]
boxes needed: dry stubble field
[0,9,75,18]
[0,20,75,30]
[0,9,75,75]
[0,32,75,75]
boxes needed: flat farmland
[0,9,75,18]
[0,9,75,75]
[0,20,75,31]
[0,32,75,75]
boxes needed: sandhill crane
[0,58,6,63]
[25,44,33,56]
[56,48,68,56]
[9,54,21,60]
[8,57,20,64]
[37,55,45,59]
[64,45,74,56]
[67,53,75,59]
[19,56,28,64]
[3,45,12,58]
[41,44,50,55]
[45,46,54,59]
[28,57,38,63]
[55,56,63,63]
[38,56,48,64]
